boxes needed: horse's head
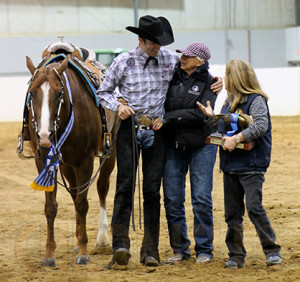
[26,56,69,149]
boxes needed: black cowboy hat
[126,15,174,46]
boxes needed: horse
[25,55,118,266]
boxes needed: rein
[103,116,142,270]
[131,115,142,231]
[55,120,120,196]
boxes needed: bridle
[52,68,65,136]
[28,67,65,157]
[28,64,119,196]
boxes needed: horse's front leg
[74,190,90,265]
[42,187,58,267]
[63,163,91,265]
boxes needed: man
[97,15,222,267]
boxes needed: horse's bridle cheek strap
[53,68,66,134]
[54,98,64,133]
[27,96,42,158]
[29,98,38,133]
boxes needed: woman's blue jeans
[163,144,217,258]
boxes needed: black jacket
[163,62,217,149]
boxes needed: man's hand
[211,76,223,94]
[196,101,214,117]
[117,104,135,120]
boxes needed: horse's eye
[55,90,63,98]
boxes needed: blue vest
[219,94,272,172]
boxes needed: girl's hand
[196,101,213,117]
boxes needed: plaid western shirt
[96,46,179,118]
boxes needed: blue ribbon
[226,113,239,136]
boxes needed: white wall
[0,76,29,122]
[1,66,299,122]
[211,65,300,116]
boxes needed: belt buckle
[139,125,149,131]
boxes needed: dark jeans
[223,172,281,263]
[111,119,165,263]
[163,144,217,258]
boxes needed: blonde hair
[225,59,268,112]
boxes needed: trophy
[205,113,255,150]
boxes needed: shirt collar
[136,45,160,63]
[136,46,147,61]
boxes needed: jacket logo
[188,85,200,95]
[192,86,199,92]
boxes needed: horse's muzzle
[38,131,52,148]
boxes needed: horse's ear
[26,56,36,75]
[57,57,69,75]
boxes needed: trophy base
[205,133,255,151]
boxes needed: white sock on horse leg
[96,206,110,247]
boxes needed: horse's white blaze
[38,81,52,148]
[96,206,110,246]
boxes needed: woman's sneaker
[166,253,184,264]
[224,259,245,269]
[196,253,213,263]
[266,253,282,266]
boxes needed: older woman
[161,42,218,263]
[198,59,282,269]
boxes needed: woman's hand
[211,76,223,94]
[152,117,163,131]
[196,101,214,117]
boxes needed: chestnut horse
[25,56,117,266]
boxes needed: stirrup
[17,135,25,159]
[17,136,34,159]
[103,133,112,158]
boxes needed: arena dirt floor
[0,116,300,281]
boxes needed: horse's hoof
[100,242,110,248]
[41,258,56,267]
[76,255,90,265]
[90,244,112,255]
